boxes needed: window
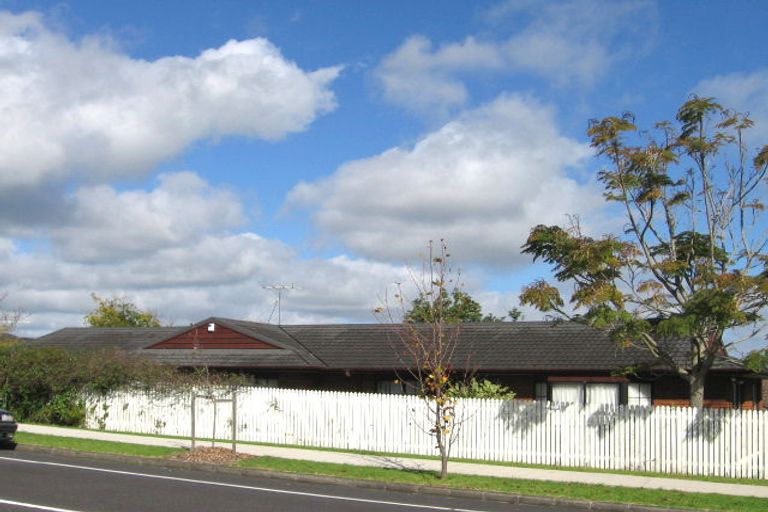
[534,382,548,402]
[253,377,278,388]
[551,382,583,405]
[627,383,652,406]
[547,382,622,406]
[585,383,620,406]
[377,380,405,394]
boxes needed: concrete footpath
[18,423,768,499]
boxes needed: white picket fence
[85,386,768,479]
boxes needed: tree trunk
[440,452,448,479]
[690,372,706,409]
[435,402,449,479]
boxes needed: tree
[481,308,523,322]
[0,293,23,342]
[405,289,483,323]
[85,294,161,328]
[376,240,472,478]
[520,97,768,408]
[406,290,522,323]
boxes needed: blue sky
[0,1,766,346]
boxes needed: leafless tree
[376,240,473,478]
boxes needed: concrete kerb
[16,424,768,500]
[12,443,690,512]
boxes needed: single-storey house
[31,317,765,409]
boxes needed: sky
[0,0,766,343]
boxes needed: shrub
[0,344,182,425]
[447,378,516,399]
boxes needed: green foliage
[744,350,768,373]
[405,289,483,323]
[447,378,516,399]
[406,290,521,324]
[521,97,768,406]
[0,344,178,425]
[85,293,161,328]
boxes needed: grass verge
[14,432,183,458]
[26,424,767,488]
[239,456,768,512]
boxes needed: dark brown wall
[228,367,761,409]
[651,374,763,409]
[148,325,277,350]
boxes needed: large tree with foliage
[406,289,522,323]
[405,289,483,323]
[85,294,162,328]
[520,97,768,408]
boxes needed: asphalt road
[0,450,583,512]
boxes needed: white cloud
[0,11,340,187]
[695,69,768,143]
[375,0,656,112]
[375,35,503,113]
[52,172,245,262]
[288,94,602,266]
[0,232,411,337]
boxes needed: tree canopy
[520,97,768,408]
[84,294,162,328]
[405,289,483,323]
[405,290,522,323]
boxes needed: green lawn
[14,432,183,458]
[240,456,768,512]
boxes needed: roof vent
[207,322,216,333]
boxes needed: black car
[0,409,17,449]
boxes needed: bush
[447,378,516,399]
[0,343,181,425]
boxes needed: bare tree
[0,293,24,342]
[376,240,472,479]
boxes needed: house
[30,317,764,409]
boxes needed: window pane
[627,383,652,406]
[585,383,619,406]
[253,377,278,388]
[377,380,404,394]
[551,383,583,405]
[535,382,548,401]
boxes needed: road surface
[0,450,582,512]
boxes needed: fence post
[191,393,196,450]
[231,389,237,452]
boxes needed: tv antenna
[262,283,297,325]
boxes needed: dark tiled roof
[31,327,182,352]
[27,318,732,373]
[284,321,669,371]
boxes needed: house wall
[148,325,277,350]
[212,368,758,408]
[650,374,764,409]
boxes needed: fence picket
[83,388,768,479]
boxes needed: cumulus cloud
[51,172,245,262]
[375,0,656,112]
[695,69,768,143]
[375,35,504,113]
[0,232,411,337]
[0,11,340,187]
[288,94,602,266]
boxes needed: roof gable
[145,319,281,350]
